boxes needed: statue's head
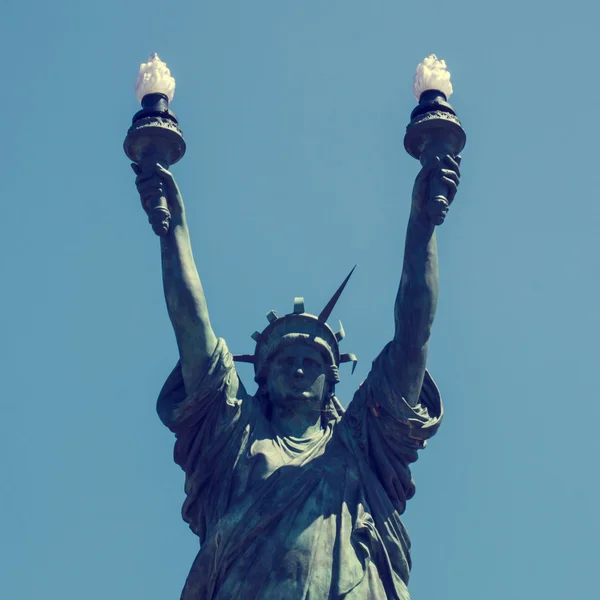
[233,269,358,419]
[264,339,334,412]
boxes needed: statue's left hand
[412,154,461,226]
[131,162,186,228]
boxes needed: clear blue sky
[1,1,598,598]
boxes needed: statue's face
[266,342,328,410]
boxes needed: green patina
[132,140,461,598]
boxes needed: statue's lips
[291,383,309,390]
[288,381,313,393]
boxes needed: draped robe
[157,338,443,600]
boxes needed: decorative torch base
[124,116,186,169]
[124,93,186,236]
[404,110,466,162]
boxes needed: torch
[404,55,466,225]
[124,54,186,236]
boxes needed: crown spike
[318,265,356,323]
[293,297,305,314]
[266,310,277,323]
[251,331,262,342]
[340,352,358,374]
[335,320,345,342]
[233,354,256,364]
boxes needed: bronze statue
[131,148,461,599]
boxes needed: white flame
[134,53,176,103]
[413,55,453,101]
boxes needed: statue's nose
[294,367,304,378]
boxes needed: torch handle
[420,146,453,226]
[427,174,449,225]
[147,192,171,236]
[140,159,171,237]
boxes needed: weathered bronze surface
[125,93,186,236]
[130,104,463,597]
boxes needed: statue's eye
[303,358,319,369]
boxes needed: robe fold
[157,338,442,600]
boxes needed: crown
[233,267,358,383]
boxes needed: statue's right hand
[131,162,185,223]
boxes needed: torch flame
[413,55,453,102]
[134,53,176,103]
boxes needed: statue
[131,146,462,599]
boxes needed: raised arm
[133,163,218,394]
[392,154,461,406]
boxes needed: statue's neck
[269,402,323,439]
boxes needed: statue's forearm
[394,213,439,349]
[389,212,439,407]
[160,221,217,391]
